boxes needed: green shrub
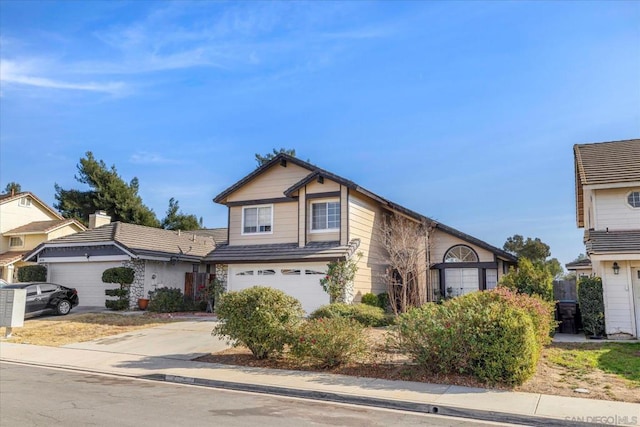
[578,276,605,337]
[212,286,303,359]
[17,265,47,282]
[290,317,368,368]
[102,267,134,311]
[310,303,392,327]
[105,299,129,310]
[377,292,390,311]
[105,289,129,298]
[392,290,541,385]
[148,287,186,313]
[479,287,556,348]
[499,258,554,301]
[101,267,135,286]
[360,293,379,307]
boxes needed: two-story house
[0,191,85,283]
[573,139,640,338]
[206,154,517,313]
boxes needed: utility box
[0,289,27,328]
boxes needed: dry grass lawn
[199,328,640,403]
[4,315,637,403]
[1,313,177,347]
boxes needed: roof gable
[574,138,640,228]
[574,139,640,186]
[4,219,86,235]
[0,192,63,220]
[214,153,516,262]
[27,222,218,261]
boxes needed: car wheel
[56,300,72,315]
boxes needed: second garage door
[48,261,123,307]
[228,263,329,315]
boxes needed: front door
[632,268,640,338]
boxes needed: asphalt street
[0,363,514,427]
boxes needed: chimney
[89,211,111,229]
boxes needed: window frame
[9,236,24,248]
[309,199,340,233]
[443,245,479,263]
[627,190,640,209]
[19,197,31,207]
[241,204,274,235]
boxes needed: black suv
[3,282,79,317]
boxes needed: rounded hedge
[290,317,367,368]
[212,286,304,359]
[310,303,392,327]
[360,293,379,307]
[17,265,47,282]
[392,289,545,385]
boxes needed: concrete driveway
[63,320,229,361]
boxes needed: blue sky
[1,1,639,267]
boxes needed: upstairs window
[444,245,478,263]
[311,201,340,231]
[9,237,24,247]
[19,197,31,207]
[242,205,272,234]
[627,191,640,208]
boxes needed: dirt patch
[516,344,639,402]
[1,313,179,347]
[198,329,639,403]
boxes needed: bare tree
[380,214,432,314]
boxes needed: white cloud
[0,59,127,95]
[1,3,393,96]
[129,151,182,165]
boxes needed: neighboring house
[573,138,640,338]
[565,257,593,279]
[206,153,517,313]
[25,211,226,307]
[0,191,85,283]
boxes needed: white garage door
[48,262,122,307]
[228,263,329,315]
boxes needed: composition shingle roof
[585,230,640,254]
[4,219,84,235]
[29,222,217,261]
[565,258,592,268]
[214,153,517,263]
[574,139,640,186]
[0,251,30,267]
[204,239,361,263]
[192,228,229,245]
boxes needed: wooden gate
[184,273,215,300]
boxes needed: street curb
[147,373,595,427]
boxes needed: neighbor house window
[242,205,272,234]
[444,245,478,263]
[628,191,640,208]
[9,237,23,247]
[311,201,340,231]
[19,197,31,207]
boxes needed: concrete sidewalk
[1,322,639,426]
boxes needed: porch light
[612,262,620,275]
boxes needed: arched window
[444,245,478,263]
